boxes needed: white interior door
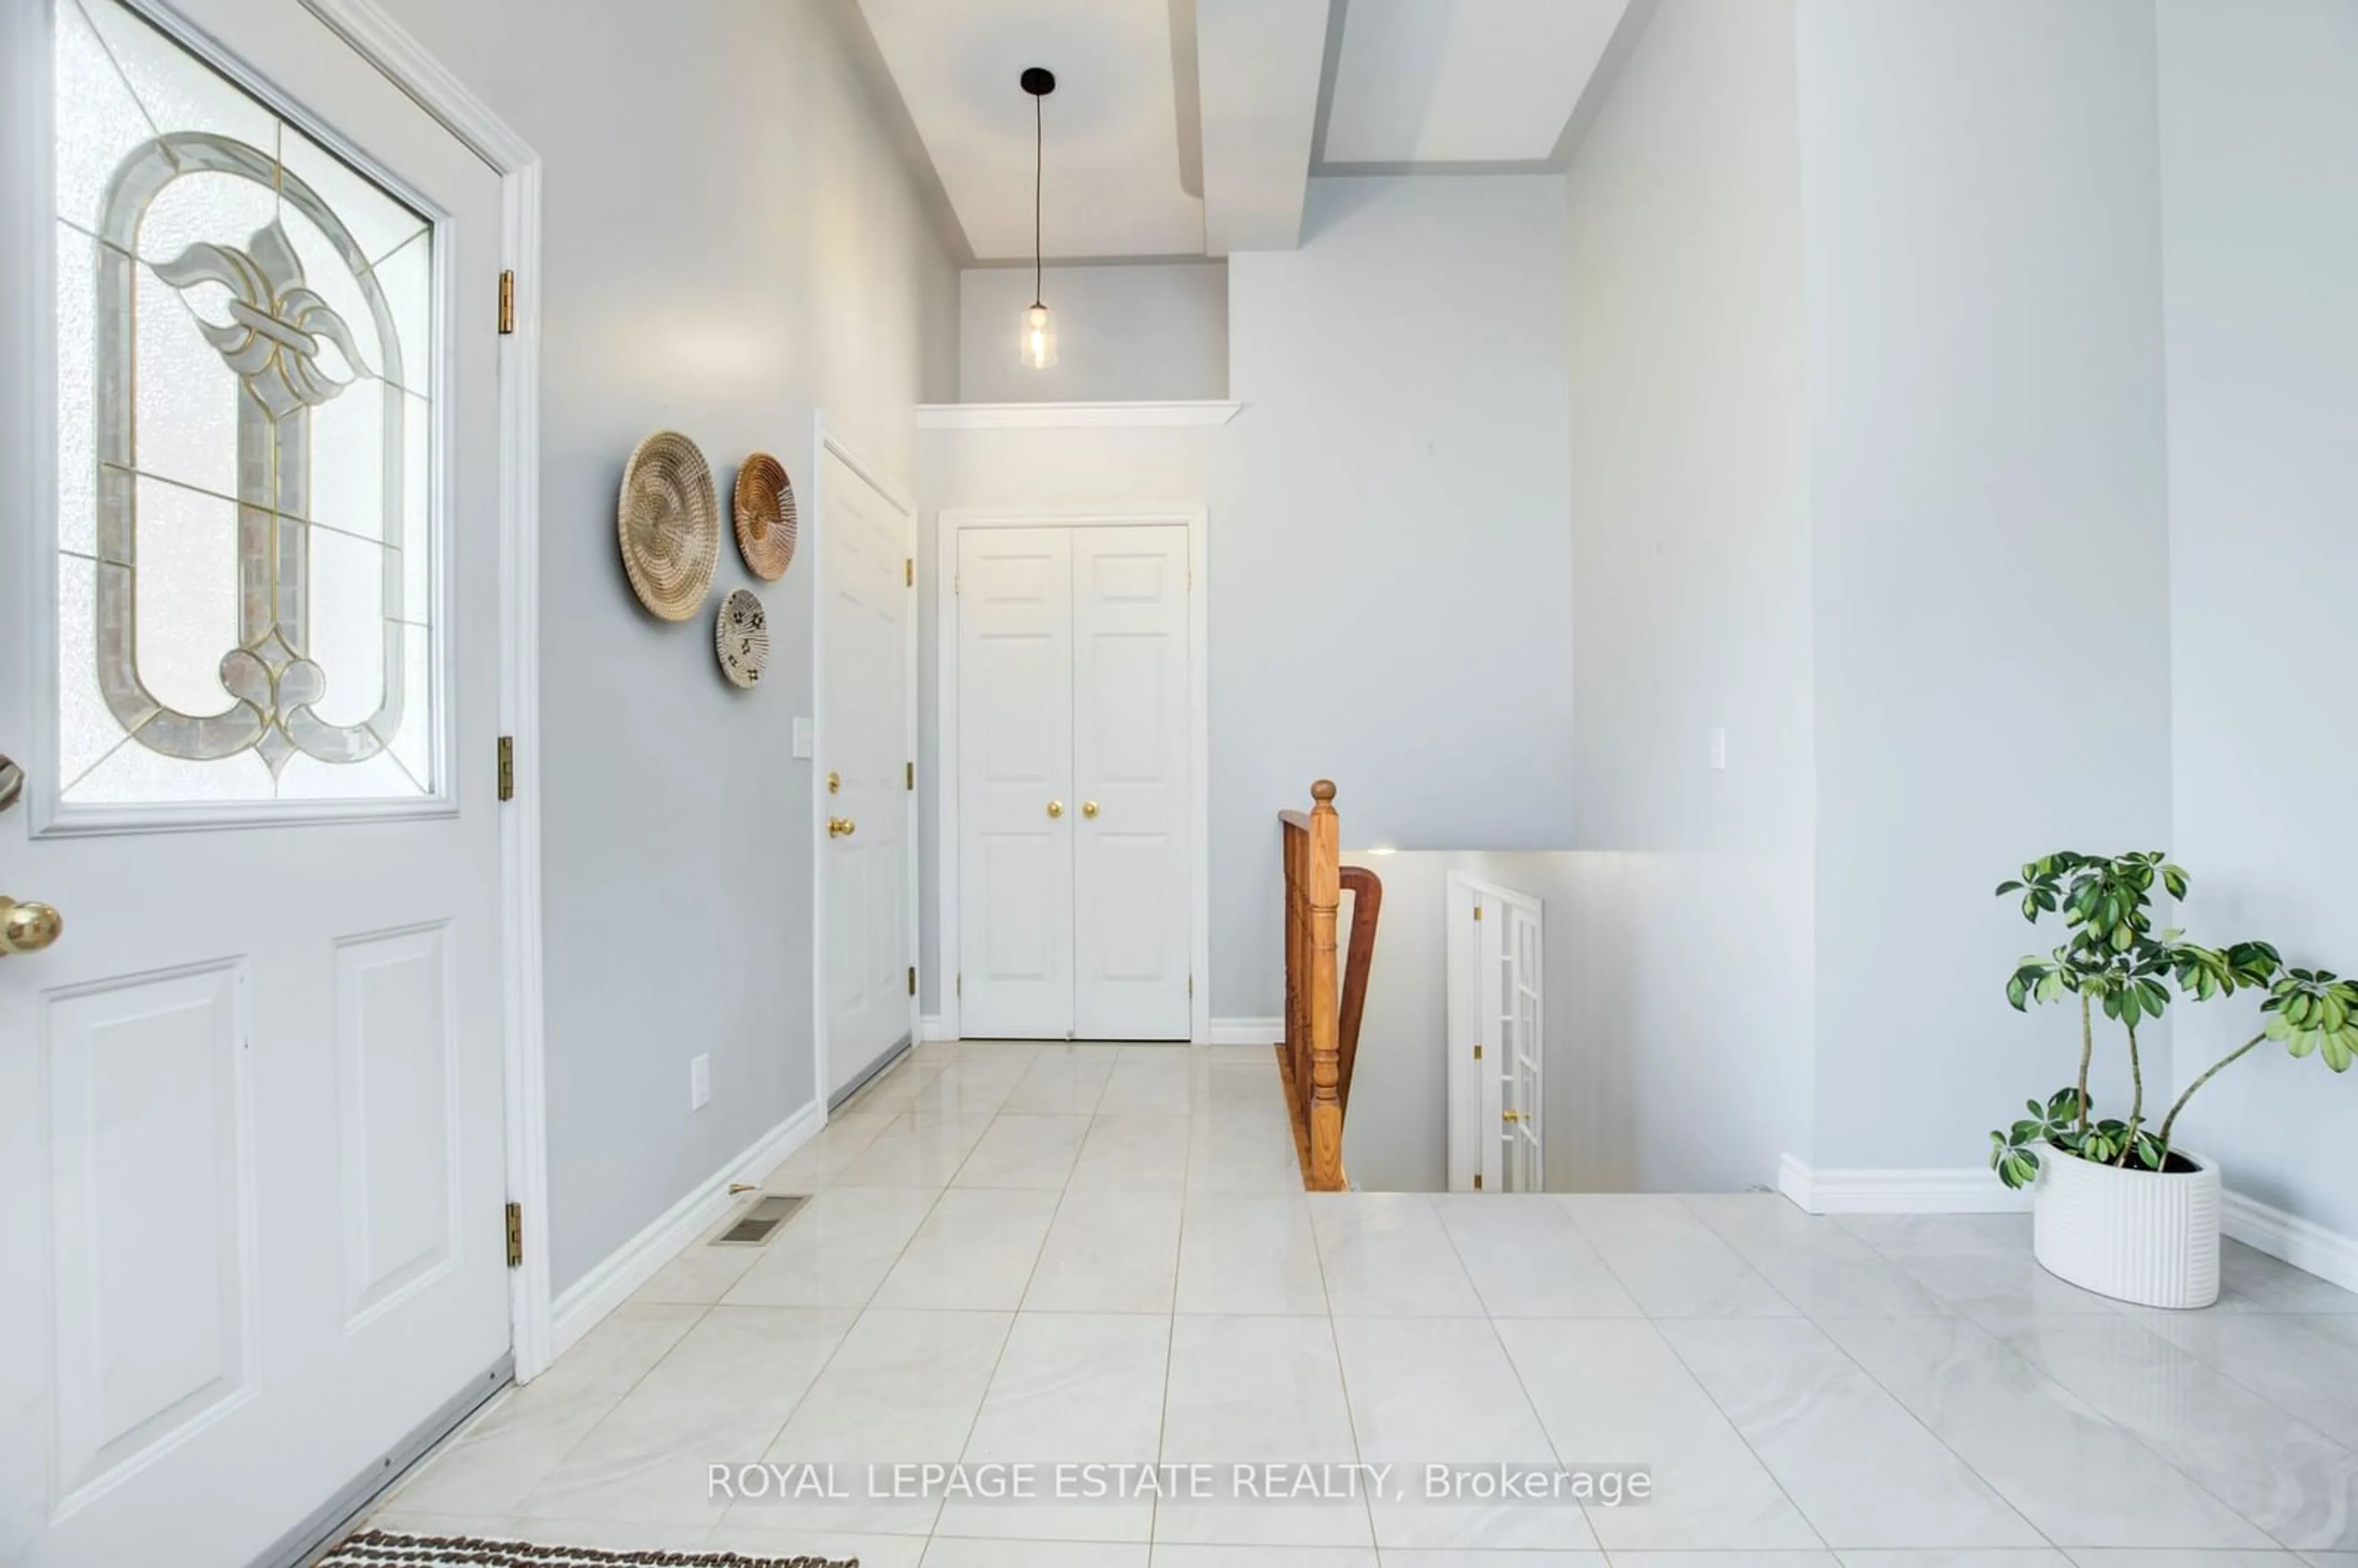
[1,1,510,1562]
[1445,876,1544,1193]
[955,527,1074,1039]
[820,446,914,1100]
[1072,526,1191,1040]
[1502,899,1544,1191]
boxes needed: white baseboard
[1777,1154,2029,1215]
[1208,1016,1283,1047]
[548,1097,825,1359]
[2223,1189,2358,1295]
[1779,1152,2358,1293]
[918,1014,957,1043]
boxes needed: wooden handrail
[1277,780,1380,1190]
[1336,864,1383,1113]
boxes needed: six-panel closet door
[956,524,1191,1041]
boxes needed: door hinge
[905,557,914,588]
[906,761,914,790]
[908,966,917,996]
[497,735,515,802]
[1474,1044,1484,1061]
[504,1201,523,1268]
[953,573,962,596]
[956,972,963,997]
[497,270,515,335]
[1473,903,1483,922]
[1473,1174,1484,1191]
[1188,974,1194,999]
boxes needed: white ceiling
[854,0,1636,261]
[857,0,1205,262]
[1322,0,1631,166]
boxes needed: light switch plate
[792,717,814,759]
[690,1053,710,1111]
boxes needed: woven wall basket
[618,430,720,621]
[734,451,798,581]
[715,588,770,689]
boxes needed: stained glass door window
[53,0,437,809]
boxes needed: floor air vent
[710,1194,809,1246]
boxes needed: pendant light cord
[1032,91,1044,307]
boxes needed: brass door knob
[1046,800,1064,819]
[1081,801,1100,819]
[828,817,857,838]
[1501,1108,1525,1124]
[0,896,63,956]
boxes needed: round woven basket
[733,452,798,581]
[714,588,769,689]
[618,430,720,621]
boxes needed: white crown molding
[917,400,1243,430]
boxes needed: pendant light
[1018,66,1058,370]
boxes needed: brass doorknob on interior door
[1081,801,1100,818]
[828,817,857,838]
[1046,800,1064,818]
[1501,1108,1525,1124]
[0,896,63,957]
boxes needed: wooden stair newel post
[1307,780,1345,1189]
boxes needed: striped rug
[314,1529,855,1567]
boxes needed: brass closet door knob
[0,896,63,956]
[828,817,857,838]
[1046,800,1064,819]
[1081,801,1100,818]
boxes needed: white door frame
[5,0,554,1378]
[1444,872,1544,1193]
[934,506,1212,1044]
[808,416,920,1104]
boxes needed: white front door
[955,527,1075,1040]
[954,523,1192,1042]
[820,444,914,1099]
[1,1,510,1563]
[1072,526,1191,1040]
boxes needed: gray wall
[2158,0,2358,1238]
[1216,176,1574,1015]
[1797,0,2174,1168]
[1561,0,1818,1193]
[379,0,957,1294]
[960,263,1229,404]
[917,176,1573,1023]
[1558,0,2179,1188]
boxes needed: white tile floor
[367,1041,2358,1567]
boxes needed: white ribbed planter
[2033,1143,2221,1308]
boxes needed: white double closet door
[957,525,1191,1041]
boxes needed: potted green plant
[1988,851,2355,1308]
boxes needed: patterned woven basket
[618,430,720,621]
